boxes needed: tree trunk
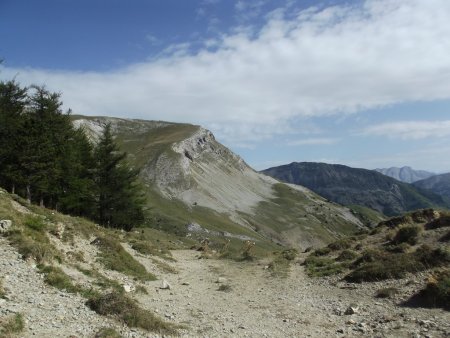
[26,185,31,203]
[11,184,15,195]
[40,196,44,208]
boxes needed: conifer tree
[0,80,28,193]
[94,123,144,230]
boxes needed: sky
[1,0,450,172]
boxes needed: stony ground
[1,238,449,338]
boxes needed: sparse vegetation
[345,245,449,282]
[94,327,123,338]
[408,270,450,310]
[303,256,349,277]
[0,278,6,298]
[6,215,59,263]
[336,249,358,262]
[87,291,178,334]
[327,238,352,251]
[375,287,398,298]
[392,225,422,245]
[39,264,79,293]
[268,249,298,277]
[217,284,232,292]
[95,235,156,281]
[0,313,25,337]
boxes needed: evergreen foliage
[94,123,145,229]
[0,80,144,230]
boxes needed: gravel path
[1,238,449,338]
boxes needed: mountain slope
[375,166,435,183]
[414,173,450,198]
[261,162,450,217]
[73,117,363,249]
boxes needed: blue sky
[2,0,450,172]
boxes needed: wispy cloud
[2,0,450,146]
[287,137,339,146]
[361,120,450,140]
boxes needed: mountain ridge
[375,166,435,183]
[413,172,450,199]
[261,162,450,217]
[72,117,363,249]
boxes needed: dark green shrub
[385,242,411,253]
[415,245,450,267]
[440,230,450,242]
[327,238,352,251]
[94,327,123,338]
[336,250,358,262]
[312,247,331,256]
[410,270,450,310]
[281,248,298,261]
[392,225,422,245]
[426,215,450,230]
[304,256,348,277]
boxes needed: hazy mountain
[413,173,450,198]
[375,166,435,183]
[72,117,363,249]
[261,162,450,217]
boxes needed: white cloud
[2,0,450,145]
[287,137,339,146]
[361,120,450,140]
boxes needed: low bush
[87,292,178,334]
[327,238,352,251]
[336,250,359,262]
[217,284,232,292]
[94,327,123,338]
[0,313,24,337]
[0,278,5,298]
[39,265,79,293]
[94,236,156,281]
[440,230,450,242]
[346,245,449,283]
[425,215,450,230]
[375,287,398,298]
[312,247,331,256]
[384,242,411,253]
[408,270,450,310]
[304,256,349,277]
[392,225,422,245]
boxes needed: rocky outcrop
[0,220,12,233]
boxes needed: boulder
[160,280,171,290]
[0,220,12,233]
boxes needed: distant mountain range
[375,166,435,183]
[262,162,450,217]
[413,173,450,199]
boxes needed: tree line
[0,80,144,230]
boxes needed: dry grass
[87,291,179,334]
[0,313,25,337]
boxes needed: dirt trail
[138,250,450,337]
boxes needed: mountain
[413,173,450,198]
[261,162,450,217]
[375,166,435,183]
[72,116,363,249]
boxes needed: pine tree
[0,80,28,193]
[93,123,145,230]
